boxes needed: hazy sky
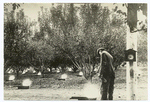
[5,3,146,22]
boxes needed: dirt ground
[4,67,148,101]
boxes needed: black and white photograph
[3,2,148,101]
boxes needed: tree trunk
[126,4,138,100]
[41,65,45,78]
[61,65,65,73]
[16,68,19,79]
[73,66,78,73]
[50,67,52,73]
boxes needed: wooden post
[126,25,138,100]
[126,4,138,100]
[126,25,130,100]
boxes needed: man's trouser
[100,76,115,100]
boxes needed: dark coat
[101,51,115,78]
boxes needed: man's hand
[103,78,107,83]
[98,73,100,77]
[91,71,97,77]
[99,74,107,83]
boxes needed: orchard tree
[75,4,125,80]
[48,3,129,80]
[49,3,80,72]
[4,6,31,77]
[27,39,54,77]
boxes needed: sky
[5,3,128,21]
[5,3,146,23]
[5,3,53,21]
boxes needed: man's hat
[97,47,105,54]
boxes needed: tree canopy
[4,3,147,79]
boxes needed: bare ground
[4,67,148,101]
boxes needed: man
[97,47,115,100]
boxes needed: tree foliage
[4,7,31,77]
[4,3,147,80]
